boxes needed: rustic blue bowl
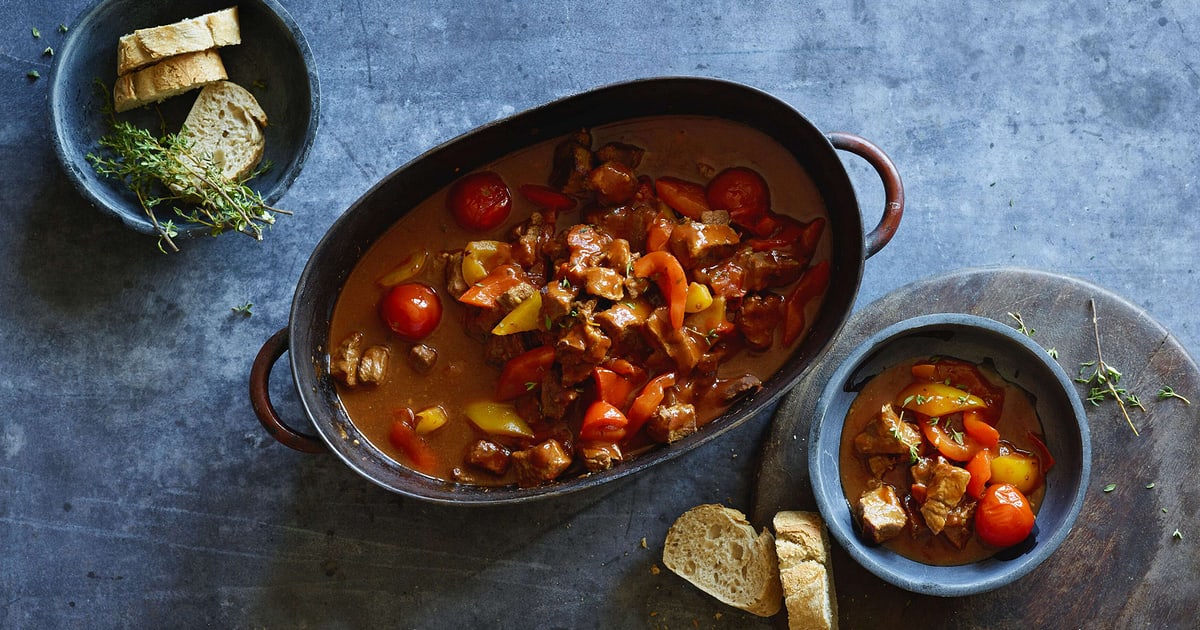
[808,313,1091,596]
[49,0,319,237]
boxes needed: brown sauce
[839,358,1047,565]
[329,115,830,485]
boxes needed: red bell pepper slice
[963,410,1000,448]
[495,345,556,401]
[519,184,576,213]
[781,260,830,345]
[389,409,438,474]
[918,414,981,462]
[458,263,526,308]
[625,372,676,438]
[580,400,629,442]
[592,367,635,409]
[633,251,688,329]
[645,210,675,252]
[965,448,995,500]
[654,177,710,219]
[1027,431,1056,474]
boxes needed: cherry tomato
[380,282,442,341]
[448,171,512,231]
[975,483,1036,547]
[706,167,770,228]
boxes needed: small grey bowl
[808,313,1091,596]
[49,0,320,236]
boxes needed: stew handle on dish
[826,132,904,258]
[250,327,329,454]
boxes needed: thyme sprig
[85,81,288,252]
[1158,386,1192,405]
[1077,299,1140,436]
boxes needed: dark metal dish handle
[827,132,904,258]
[249,327,329,454]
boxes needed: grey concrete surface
[3,1,1198,628]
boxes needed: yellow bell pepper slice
[491,292,543,335]
[464,401,535,438]
[896,382,987,417]
[990,452,1042,495]
[684,282,713,313]
[461,240,510,286]
[413,405,449,435]
[376,247,429,287]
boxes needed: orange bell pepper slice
[625,372,676,438]
[782,260,830,345]
[963,409,1000,448]
[965,448,995,500]
[633,251,687,329]
[580,400,629,443]
[458,263,527,308]
[654,177,710,219]
[495,345,556,401]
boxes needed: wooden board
[753,267,1199,627]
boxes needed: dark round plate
[49,0,320,236]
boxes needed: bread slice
[117,7,241,76]
[662,504,783,617]
[773,511,838,630]
[113,50,228,112]
[177,81,268,183]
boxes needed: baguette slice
[117,7,241,76]
[113,50,228,113]
[663,504,783,617]
[177,81,268,184]
[773,511,838,630]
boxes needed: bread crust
[773,511,838,630]
[663,504,783,617]
[117,7,241,76]
[113,50,228,112]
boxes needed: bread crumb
[641,537,648,549]
[714,613,722,620]
[650,564,661,575]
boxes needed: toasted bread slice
[663,504,783,617]
[177,81,267,184]
[113,50,228,112]
[117,7,241,76]
[773,511,838,630]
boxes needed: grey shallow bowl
[808,313,1091,596]
[49,0,319,236]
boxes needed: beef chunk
[581,266,624,300]
[549,129,593,195]
[484,333,533,367]
[330,332,364,386]
[556,320,611,386]
[854,404,922,456]
[645,403,697,443]
[511,439,573,487]
[738,249,805,291]
[564,224,612,273]
[941,500,978,549]
[856,483,908,544]
[668,220,740,270]
[643,308,705,373]
[587,161,639,206]
[357,345,389,384]
[465,439,511,476]
[594,141,644,169]
[539,367,580,422]
[408,344,438,374]
[579,441,624,472]
[511,212,555,283]
[541,278,578,321]
[707,374,763,405]
[583,202,658,250]
[498,282,537,312]
[737,293,783,351]
[920,460,972,534]
[443,250,469,299]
